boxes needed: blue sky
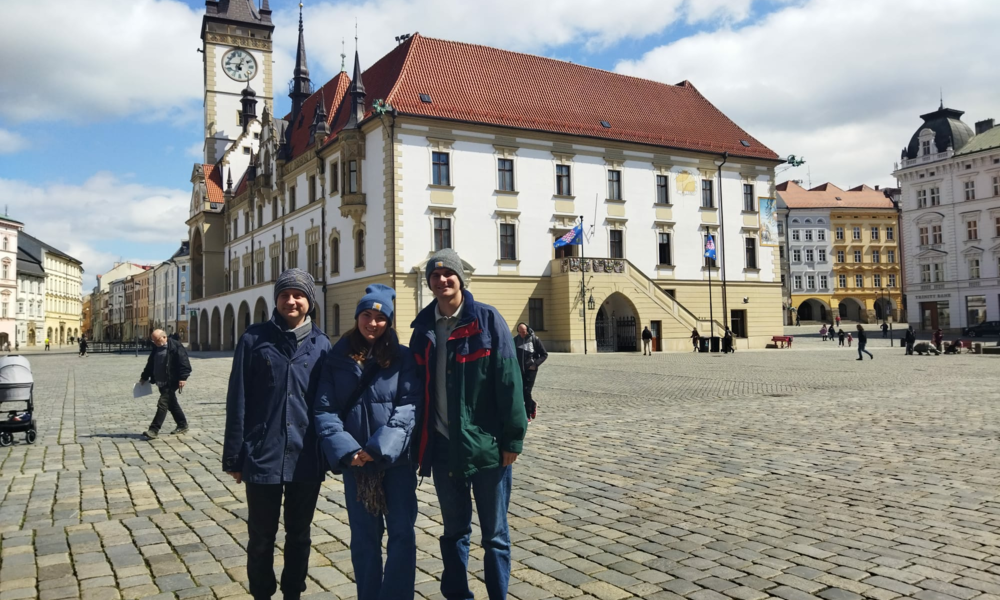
[1,0,996,289]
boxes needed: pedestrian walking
[78,336,88,357]
[904,325,916,355]
[314,285,420,600]
[838,329,845,346]
[795,313,801,326]
[641,326,653,355]
[514,322,548,421]
[847,332,853,347]
[222,268,332,600]
[409,248,527,600]
[835,315,840,328]
[44,337,50,351]
[881,322,889,338]
[140,329,192,438]
[690,328,700,352]
[820,324,828,341]
[722,328,735,353]
[856,324,873,360]
[933,328,944,352]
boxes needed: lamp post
[881,287,893,345]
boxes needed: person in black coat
[856,324,873,360]
[514,323,547,421]
[641,326,653,355]
[904,326,916,355]
[140,329,192,438]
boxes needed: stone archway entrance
[210,307,221,351]
[594,292,638,352]
[237,301,250,340]
[874,297,896,322]
[838,297,866,323]
[223,304,235,351]
[797,298,829,323]
[254,297,268,323]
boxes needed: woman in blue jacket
[222,269,332,600]
[314,285,420,600]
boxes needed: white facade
[784,211,834,301]
[0,220,22,346]
[152,261,173,331]
[16,273,45,347]
[109,279,125,339]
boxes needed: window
[919,226,929,245]
[17,301,22,314]
[837,251,845,263]
[230,268,238,291]
[347,160,358,193]
[932,262,943,282]
[855,274,864,288]
[434,218,452,251]
[243,263,251,287]
[922,139,931,155]
[745,237,757,269]
[498,159,514,192]
[965,180,976,201]
[917,189,927,208]
[792,230,800,241]
[1,238,5,251]
[967,220,978,240]
[181,281,186,293]
[658,233,672,265]
[256,203,263,226]
[609,230,624,259]
[930,187,940,206]
[807,275,816,289]
[355,230,365,268]
[656,175,669,204]
[287,247,298,269]
[743,184,755,211]
[818,249,826,262]
[307,241,319,279]
[231,217,238,241]
[872,250,880,263]
[793,249,801,262]
[777,222,784,235]
[607,170,622,200]
[819,275,828,289]
[330,237,340,275]
[272,199,278,221]
[256,257,264,282]
[967,295,987,325]
[854,251,862,263]
[870,226,879,241]
[921,264,931,283]
[330,161,339,193]
[886,226,894,241]
[969,258,981,279]
[556,164,571,196]
[779,246,785,259]
[781,274,786,288]
[873,274,882,288]
[528,298,544,331]
[794,275,803,289]
[270,254,279,282]
[887,250,895,263]
[836,226,844,240]
[839,274,847,288]
[994,176,1000,197]
[932,225,942,244]
[888,274,896,287]
[432,152,450,186]
[288,186,296,212]
[701,180,714,208]
[805,249,814,262]
[853,227,861,240]
[817,229,826,241]
[996,216,1000,237]
[805,230,813,241]
[309,175,317,204]
[332,304,340,336]
[500,224,516,260]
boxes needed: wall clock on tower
[222,48,257,81]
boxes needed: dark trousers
[245,482,322,600]
[906,341,914,355]
[149,386,187,433]
[522,368,537,419]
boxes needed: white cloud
[615,0,1000,188]
[185,141,203,159]
[0,129,27,154]
[0,0,202,124]
[1,173,189,289]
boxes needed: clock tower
[201,0,274,164]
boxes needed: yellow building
[20,232,84,345]
[831,207,903,323]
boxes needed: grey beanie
[425,248,465,288]
[274,268,317,315]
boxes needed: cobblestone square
[1,341,999,600]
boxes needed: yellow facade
[830,209,903,323]
[43,252,84,346]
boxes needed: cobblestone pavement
[1,347,999,600]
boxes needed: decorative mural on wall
[759,197,779,247]
[675,171,698,195]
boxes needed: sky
[1,0,997,290]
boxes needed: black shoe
[856,358,863,361]
[171,426,189,435]
[143,430,158,440]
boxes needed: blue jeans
[342,465,418,600]
[431,433,512,600]
[858,341,873,359]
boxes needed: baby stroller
[0,356,36,446]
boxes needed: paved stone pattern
[1,345,999,600]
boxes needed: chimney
[975,119,995,135]
[875,185,880,191]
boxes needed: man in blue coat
[223,269,332,600]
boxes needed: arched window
[330,236,340,275]
[354,229,365,269]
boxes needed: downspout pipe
[716,151,729,331]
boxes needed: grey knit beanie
[274,268,317,315]
[425,248,465,288]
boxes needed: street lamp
[880,287,893,345]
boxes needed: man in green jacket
[409,248,527,600]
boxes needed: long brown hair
[344,325,399,368]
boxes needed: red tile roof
[280,33,778,162]
[203,164,225,204]
[777,180,895,210]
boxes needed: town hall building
[186,0,784,352]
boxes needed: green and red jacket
[409,289,527,479]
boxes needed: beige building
[19,232,83,345]
[134,269,152,340]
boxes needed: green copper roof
[955,125,1000,156]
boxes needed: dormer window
[921,140,931,156]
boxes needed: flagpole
[707,230,714,345]
[581,215,587,355]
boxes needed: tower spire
[288,2,311,123]
[340,38,346,73]
[346,26,366,129]
[310,87,330,144]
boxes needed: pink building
[0,216,23,348]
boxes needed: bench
[771,335,793,348]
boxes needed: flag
[554,224,583,248]
[704,234,717,260]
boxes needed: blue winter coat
[314,331,420,474]
[222,312,332,484]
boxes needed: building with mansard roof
[186,1,785,352]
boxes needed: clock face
[222,49,257,82]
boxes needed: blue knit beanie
[355,284,395,321]
[274,268,316,315]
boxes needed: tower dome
[904,105,973,159]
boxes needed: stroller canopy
[0,356,33,389]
